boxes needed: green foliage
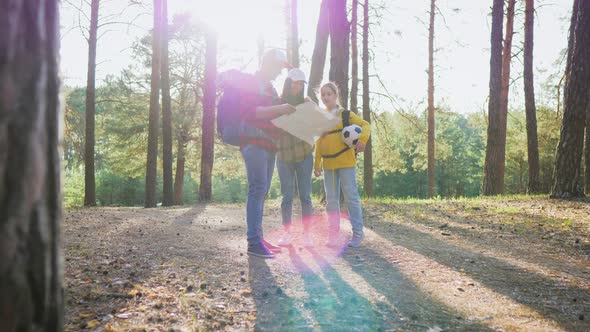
[64,168,85,208]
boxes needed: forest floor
[63,196,590,331]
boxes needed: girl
[314,82,371,248]
[277,68,315,247]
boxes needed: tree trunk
[362,0,373,197]
[285,0,292,63]
[257,34,265,67]
[307,0,330,103]
[174,135,186,205]
[161,0,173,206]
[0,0,64,329]
[482,0,505,195]
[290,0,300,67]
[427,0,436,198]
[328,0,350,109]
[145,0,162,208]
[84,0,99,206]
[552,0,590,198]
[586,108,590,194]
[350,0,359,113]
[199,33,217,202]
[524,0,541,194]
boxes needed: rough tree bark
[0,0,64,329]
[350,0,359,113]
[482,0,505,195]
[328,0,350,109]
[552,0,590,198]
[524,0,541,193]
[161,0,173,206]
[199,32,217,202]
[145,0,162,208]
[362,0,373,197]
[84,0,99,206]
[427,0,436,198]
[307,0,330,103]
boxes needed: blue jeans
[241,145,276,245]
[277,153,313,229]
[324,167,364,235]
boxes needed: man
[240,49,295,258]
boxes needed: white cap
[287,68,307,82]
[262,49,291,68]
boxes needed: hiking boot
[348,232,364,248]
[247,242,276,258]
[262,239,282,253]
[302,232,314,248]
[277,231,294,247]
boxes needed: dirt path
[63,198,590,331]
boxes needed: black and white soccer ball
[341,124,362,148]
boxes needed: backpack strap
[321,110,351,138]
[322,146,350,159]
[342,110,351,128]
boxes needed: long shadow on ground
[248,256,310,331]
[338,247,494,331]
[367,219,590,331]
[288,247,386,331]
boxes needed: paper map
[271,102,341,145]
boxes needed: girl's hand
[355,141,366,153]
[304,96,313,103]
[314,169,322,177]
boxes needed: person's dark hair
[281,78,305,104]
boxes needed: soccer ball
[341,125,362,148]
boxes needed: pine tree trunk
[308,0,330,103]
[483,0,505,195]
[161,0,173,206]
[362,0,373,197]
[84,0,99,206]
[0,0,64,329]
[586,111,590,194]
[291,0,300,67]
[524,0,541,194]
[285,0,292,63]
[199,33,217,202]
[552,0,590,198]
[174,135,186,205]
[350,0,359,113]
[328,0,350,109]
[145,0,162,208]
[427,0,436,198]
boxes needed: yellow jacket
[314,108,371,171]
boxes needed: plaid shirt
[277,95,313,163]
[277,132,313,163]
[239,73,282,152]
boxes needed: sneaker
[277,231,294,247]
[262,239,282,253]
[348,232,364,248]
[302,232,314,248]
[247,242,276,258]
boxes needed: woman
[276,68,315,247]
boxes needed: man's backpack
[216,70,259,146]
